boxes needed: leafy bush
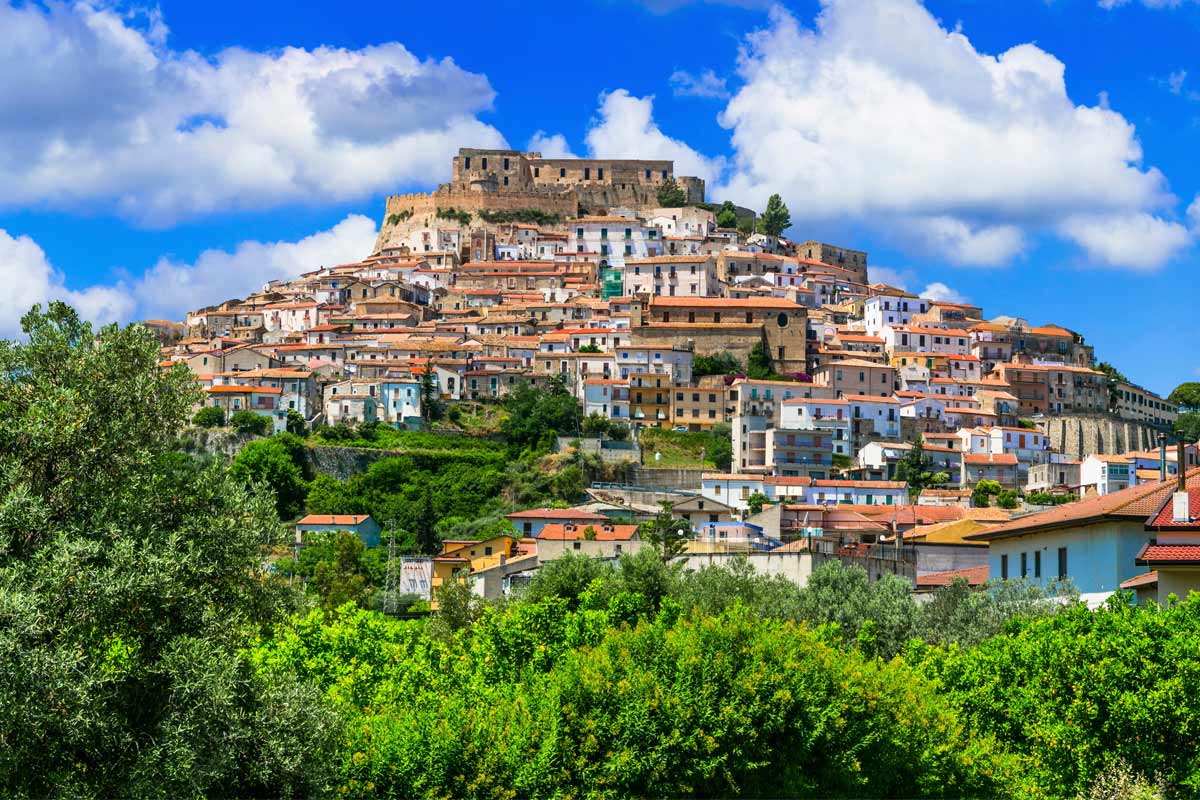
[477,208,562,226]
[917,596,1200,798]
[230,433,310,520]
[193,405,226,428]
[253,601,1012,798]
[693,351,742,376]
[230,409,271,436]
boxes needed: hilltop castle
[373,148,706,253]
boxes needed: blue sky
[1,0,1198,395]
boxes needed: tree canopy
[757,193,791,237]
[0,303,335,797]
[715,200,738,229]
[655,177,686,207]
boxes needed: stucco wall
[986,520,1146,594]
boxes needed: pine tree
[758,193,791,237]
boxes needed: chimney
[1159,432,1168,483]
[1179,439,1187,493]
[1173,492,1191,524]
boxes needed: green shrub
[193,405,226,428]
[229,409,271,436]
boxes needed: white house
[1081,455,1135,496]
[863,292,928,335]
[779,398,851,457]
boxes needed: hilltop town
[149,147,1195,604]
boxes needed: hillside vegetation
[0,303,1192,799]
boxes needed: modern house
[966,469,1200,603]
[295,514,382,547]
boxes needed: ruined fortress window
[481,157,488,169]
[584,168,591,179]
[534,167,540,178]
[560,168,566,178]
[503,176,509,186]
[662,170,668,179]
[464,157,471,169]
[598,168,604,179]
[503,158,510,170]
[645,169,651,179]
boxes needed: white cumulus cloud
[920,281,970,304]
[0,1,506,226]
[584,89,725,185]
[1058,212,1192,270]
[0,215,377,333]
[669,69,730,99]
[0,229,134,337]
[712,0,1191,269]
[526,130,577,158]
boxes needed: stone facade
[1040,414,1166,460]
[374,148,706,254]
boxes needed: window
[572,542,581,550]
[584,168,590,179]
[645,169,651,179]
[503,158,509,170]
[481,157,487,169]
[560,167,566,178]
[503,176,509,186]
[1057,547,1068,578]
[534,167,539,178]
[1020,552,1028,578]
[464,157,471,169]
[662,170,668,179]
[597,167,604,179]
[1001,554,1009,580]
[1034,550,1041,578]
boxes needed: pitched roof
[297,514,373,526]
[969,468,1200,541]
[538,523,639,541]
[915,565,989,589]
[1119,571,1158,590]
[1136,543,1200,565]
[1146,487,1200,529]
[504,508,610,521]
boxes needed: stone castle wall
[1039,414,1166,460]
[375,187,579,253]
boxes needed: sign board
[399,557,433,600]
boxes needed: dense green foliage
[477,208,562,226]
[252,599,1011,798]
[1176,411,1200,444]
[895,435,950,500]
[230,432,311,519]
[230,408,271,436]
[192,405,225,427]
[0,304,335,797]
[656,177,686,207]
[1168,382,1200,411]
[436,206,473,226]
[716,199,739,229]
[9,302,1200,798]
[1027,491,1079,506]
[500,377,582,453]
[757,193,791,237]
[746,341,783,380]
[918,596,1200,797]
[693,350,743,376]
[276,530,378,611]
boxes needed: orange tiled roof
[969,468,1200,541]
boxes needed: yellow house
[430,535,528,599]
